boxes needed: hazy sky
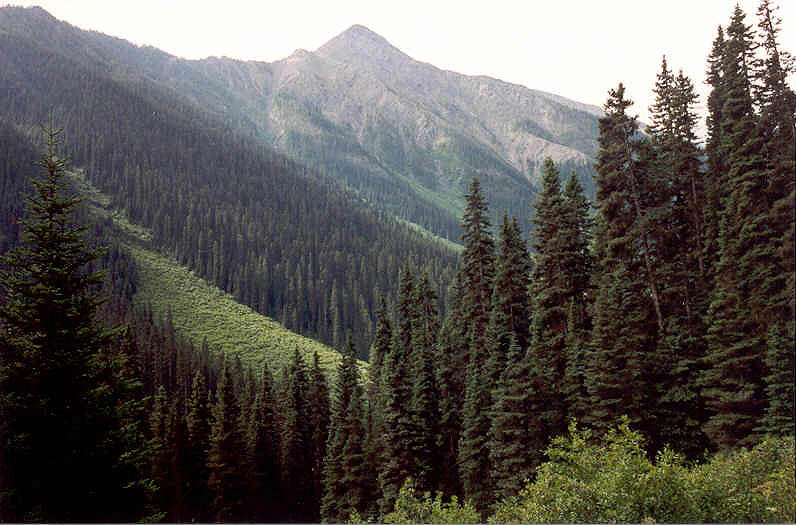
[10,1,795,131]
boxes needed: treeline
[0,16,458,358]
[320,2,795,520]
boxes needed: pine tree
[560,173,594,421]
[703,5,772,449]
[647,58,711,456]
[587,86,659,441]
[185,369,210,522]
[485,214,531,388]
[460,176,496,361]
[488,336,537,504]
[754,0,796,437]
[703,25,729,278]
[322,336,367,522]
[408,272,441,492]
[529,158,570,440]
[247,366,280,521]
[307,352,330,522]
[435,273,467,498]
[206,357,246,521]
[279,348,314,521]
[0,120,117,521]
[365,295,391,510]
[458,352,493,517]
[378,267,416,514]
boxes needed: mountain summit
[0,7,602,240]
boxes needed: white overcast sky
[10,0,795,132]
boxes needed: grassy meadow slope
[69,169,362,376]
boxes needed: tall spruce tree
[207,357,246,521]
[279,348,314,521]
[377,266,416,514]
[458,351,493,517]
[647,58,711,456]
[246,366,280,522]
[185,369,211,522]
[754,0,795,437]
[485,214,531,388]
[587,86,659,441]
[560,173,594,421]
[407,272,441,492]
[0,120,119,521]
[307,351,330,522]
[322,336,367,522]
[703,5,772,449]
[487,335,537,505]
[529,158,570,440]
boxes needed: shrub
[382,479,481,524]
[489,420,795,523]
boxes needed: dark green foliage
[307,352,330,521]
[458,353,493,517]
[460,177,496,358]
[485,214,531,388]
[703,5,775,449]
[487,336,536,504]
[185,370,210,521]
[0,121,125,521]
[408,272,441,492]
[207,357,247,521]
[279,348,315,522]
[378,267,417,514]
[247,366,280,521]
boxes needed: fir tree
[703,5,772,449]
[458,352,493,517]
[206,357,246,521]
[408,272,441,492]
[279,348,314,521]
[488,335,536,505]
[185,369,210,522]
[0,119,118,521]
[377,267,416,514]
[247,366,280,521]
[307,351,330,522]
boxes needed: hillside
[68,169,359,375]
[0,6,602,242]
[0,6,459,358]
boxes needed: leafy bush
[489,420,795,523]
[382,479,481,524]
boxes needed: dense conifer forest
[1,2,794,523]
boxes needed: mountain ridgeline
[0,6,467,357]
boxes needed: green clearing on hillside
[68,169,363,376]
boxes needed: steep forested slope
[0,6,458,357]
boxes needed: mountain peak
[317,24,408,64]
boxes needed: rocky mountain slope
[1,7,601,240]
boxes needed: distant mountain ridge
[3,6,600,240]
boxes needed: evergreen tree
[206,357,246,521]
[279,348,314,522]
[247,366,280,521]
[0,120,118,521]
[377,267,416,514]
[529,158,570,440]
[754,0,795,437]
[588,86,659,441]
[458,352,493,517]
[365,295,392,510]
[460,176,496,361]
[647,58,711,456]
[703,5,772,449]
[408,272,441,492]
[322,336,367,522]
[485,214,531,388]
[307,351,330,522]
[434,273,467,498]
[488,336,537,505]
[560,173,594,421]
[185,369,210,522]
[703,25,729,279]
